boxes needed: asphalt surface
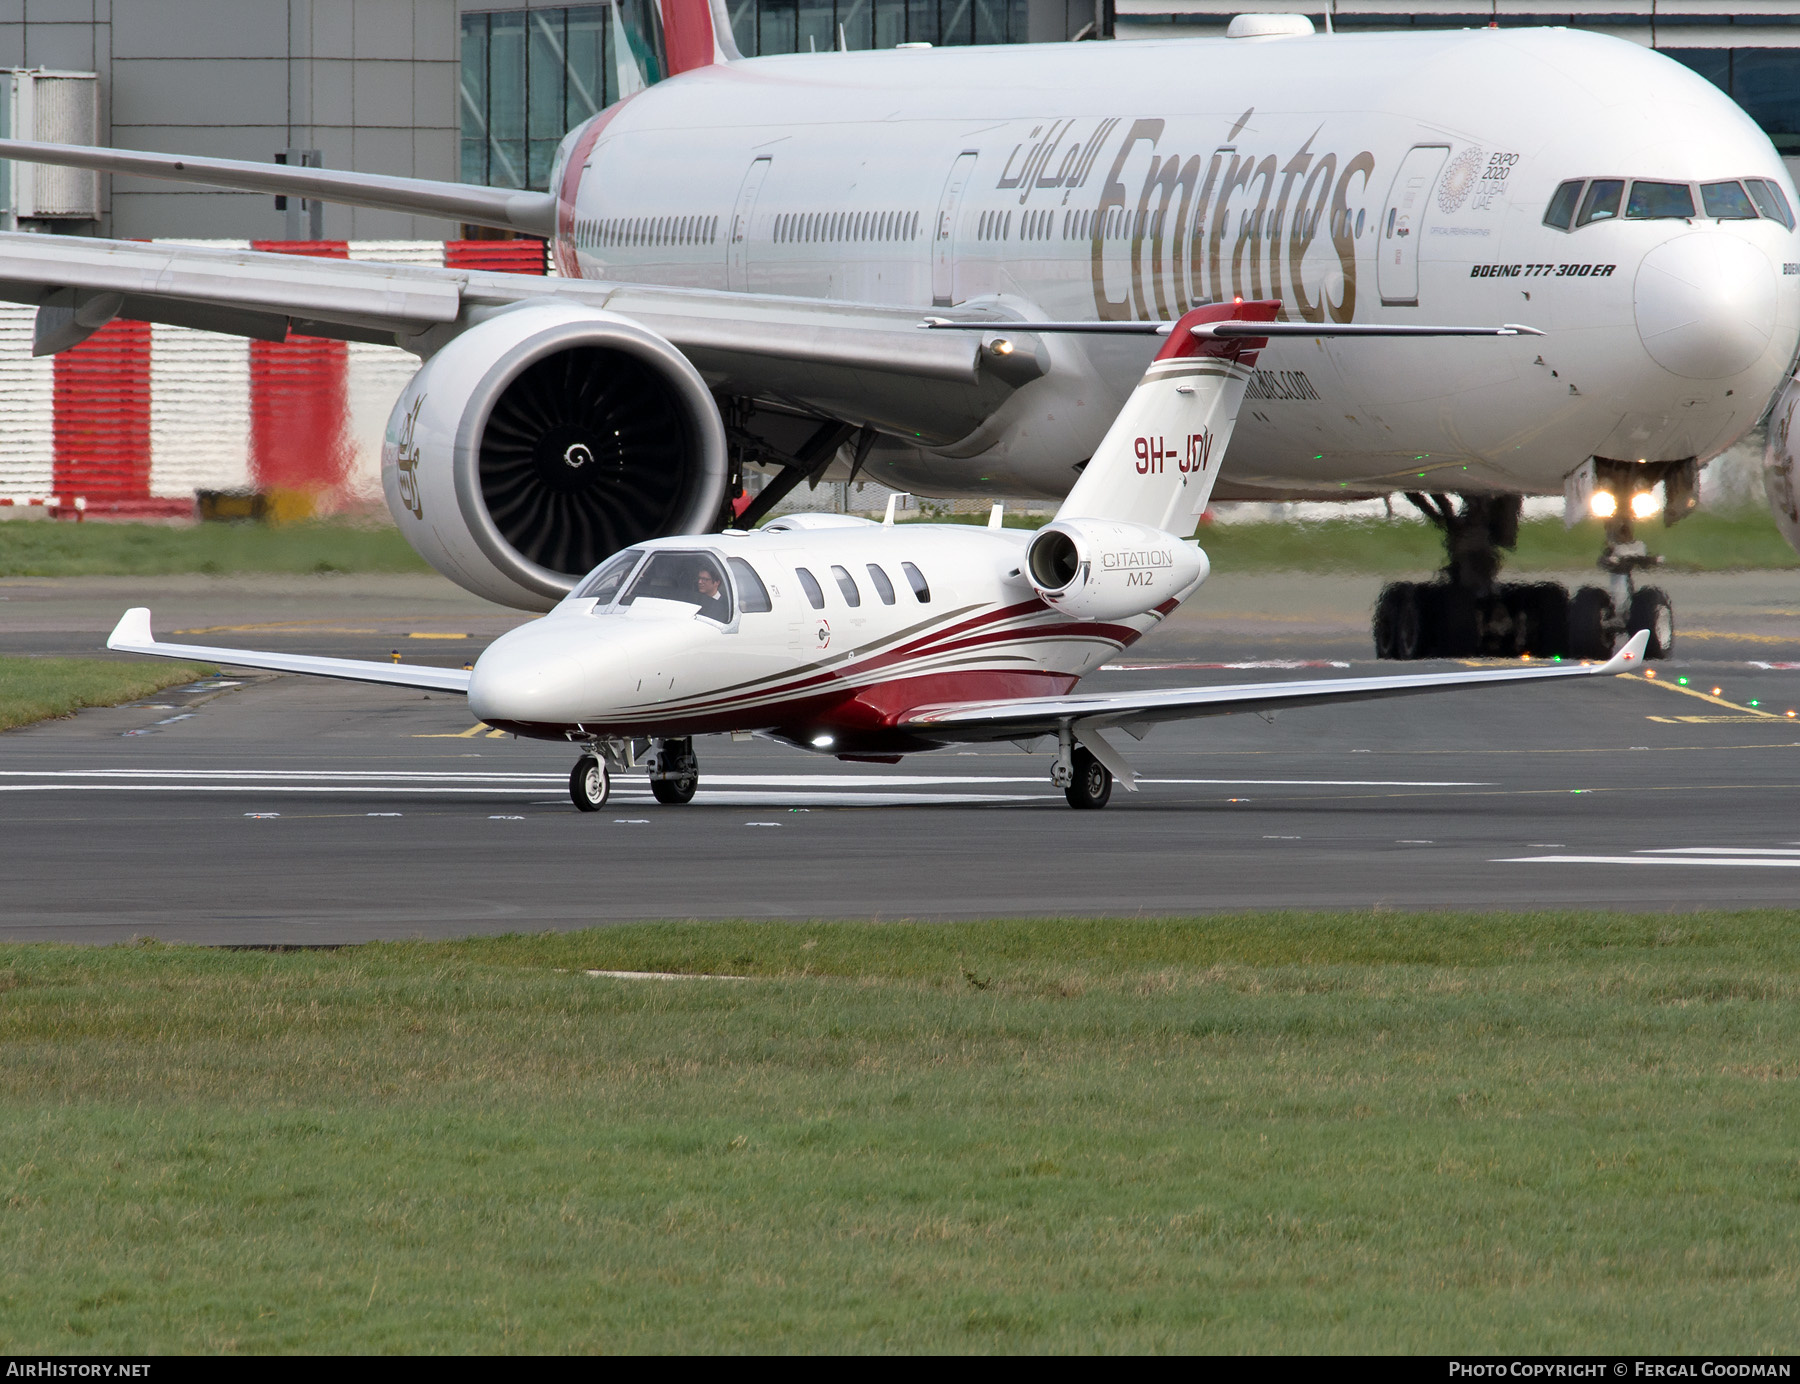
[3,568,1798,941]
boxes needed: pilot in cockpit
[693,563,730,623]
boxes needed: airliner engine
[1025,518,1209,622]
[1765,376,1800,557]
[382,301,728,610]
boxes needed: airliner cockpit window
[1544,180,1584,230]
[1701,181,1758,219]
[1626,181,1696,219]
[1747,178,1796,229]
[1576,179,1624,226]
[619,550,733,622]
[573,549,643,604]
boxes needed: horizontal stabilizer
[0,138,555,237]
[107,607,472,695]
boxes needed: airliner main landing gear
[1373,488,1677,661]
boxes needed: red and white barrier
[0,495,85,519]
[0,239,546,518]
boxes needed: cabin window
[573,548,642,604]
[1626,180,1695,219]
[901,561,931,603]
[795,566,825,610]
[866,563,896,605]
[728,557,773,614]
[1576,179,1624,225]
[1747,178,1796,229]
[1701,180,1758,219]
[830,564,861,607]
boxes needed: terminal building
[0,0,1794,513]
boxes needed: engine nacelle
[1765,375,1800,556]
[1024,519,1208,622]
[382,300,728,611]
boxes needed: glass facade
[462,4,664,189]
[461,0,1031,188]
[1665,48,1800,153]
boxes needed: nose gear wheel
[570,755,609,811]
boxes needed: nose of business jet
[467,622,587,725]
[1634,232,1777,379]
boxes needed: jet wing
[107,608,472,695]
[900,632,1651,745]
[0,231,1018,443]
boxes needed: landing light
[811,734,835,748]
[1589,491,1618,519]
[1629,490,1660,521]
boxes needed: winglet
[108,606,155,653]
[1600,628,1651,673]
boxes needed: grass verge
[2,913,1796,1353]
[0,657,217,732]
[916,510,1800,573]
[0,519,429,577]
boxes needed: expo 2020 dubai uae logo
[1438,146,1485,214]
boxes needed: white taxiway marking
[1638,846,1800,856]
[1498,851,1800,868]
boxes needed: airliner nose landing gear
[1374,487,1678,661]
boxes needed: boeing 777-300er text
[3,0,1797,665]
[107,301,1649,812]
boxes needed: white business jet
[108,301,1647,811]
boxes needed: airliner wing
[900,632,1651,745]
[107,608,472,695]
[0,230,1013,442]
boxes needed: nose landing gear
[570,754,609,811]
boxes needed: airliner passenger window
[795,566,826,610]
[1543,180,1584,230]
[866,564,896,605]
[1747,178,1796,229]
[1576,179,1625,226]
[1626,181,1695,219]
[901,561,931,603]
[1701,181,1758,219]
[727,557,773,613]
[831,565,861,607]
[573,549,643,603]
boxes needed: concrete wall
[0,0,459,240]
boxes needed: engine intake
[383,301,728,610]
[1025,518,1209,622]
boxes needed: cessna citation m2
[109,303,1649,812]
[3,1,1797,663]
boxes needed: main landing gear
[1051,732,1114,809]
[567,736,701,812]
[1373,492,1674,661]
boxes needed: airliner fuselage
[554,27,1800,500]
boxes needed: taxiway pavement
[3,570,1796,941]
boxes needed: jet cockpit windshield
[1545,176,1795,229]
[571,548,644,604]
[619,550,734,623]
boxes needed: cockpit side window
[727,557,772,613]
[573,549,643,604]
[1626,180,1695,219]
[1544,180,1584,231]
[1701,180,1758,219]
[1747,178,1796,229]
[1577,179,1624,226]
[620,550,732,622]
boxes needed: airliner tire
[1064,747,1112,810]
[570,756,609,812]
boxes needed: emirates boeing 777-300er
[2,0,1798,667]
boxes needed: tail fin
[660,0,742,74]
[1053,300,1278,537]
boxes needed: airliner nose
[467,632,586,725]
[1634,233,1776,379]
